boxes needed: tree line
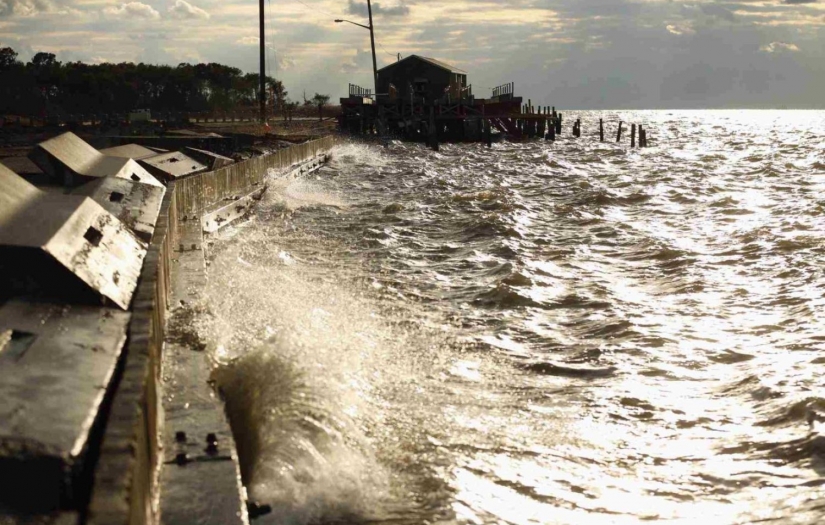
[0,46,321,117]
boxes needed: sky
[1,0,824,108]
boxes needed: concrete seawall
[86,136,337,525]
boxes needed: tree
[311,93,330,121]
[273,80,288,119]
[28,52,62,113]
[0,47,20,71]
[0,49,289,118]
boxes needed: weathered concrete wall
[86,136,337,525]
[87,181,176,525]
[175,136,336,217]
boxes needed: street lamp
[334,0,378,98]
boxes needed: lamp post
[259,0,266,123]
[335,0,378,97]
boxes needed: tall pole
[366,0,378,97]
[259,0,266,123]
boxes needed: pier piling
[429,106,439,151]
[616,121,623,142]
[599,119,604,142]
[484,119,492,148]
[631,123,636,148]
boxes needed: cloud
[666,23,695,36]
[236,36,260,46]
[760,41,801,53]
[103,2,160,20]
[0,0,77,17]
[699,4,736,22]
[347,0,409,18]
[168,0,209,20]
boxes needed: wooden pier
[339,82,567,149]
[338,55,650,149]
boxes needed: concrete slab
[201,187,266,234]
[0,301,130,512]
[184,147,234,170]
[139,152,208,182]
[99,144,160,161]
[71,176,166,243]
[0,168,147,310]
[160,340,247,525]
[28,133,163,189]
[158,221,247,525]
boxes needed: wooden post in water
[429,106,439,151]
[599,118,604,142]
[547,119,556,141]
[616,121,623,142]
[557,113,563,134]
[484,119,492,148]
[631,123,636,148]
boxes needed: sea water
[193,110,825,524]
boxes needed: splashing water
[197,112,825,525]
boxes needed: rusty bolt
[175,431,187,443]
[175,453,189,466]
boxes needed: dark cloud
[347,0,409,18]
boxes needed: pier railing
[349,84,373,98]
[492,82,515,101]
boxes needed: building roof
[378,54,466,74]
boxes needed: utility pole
[259,0,266,123]
[367,0,378,96]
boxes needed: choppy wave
[199,111,825,524]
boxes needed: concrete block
[185,147,234,170]
[0,156,44,177]
[99,144,160,161]
[0,157,63,193]
[71,176,166,243]
[139,151,208,182]
[28,132,163,189]
[0,168,147,310]
[0,300,130,512]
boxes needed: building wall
[377,57,452,103]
